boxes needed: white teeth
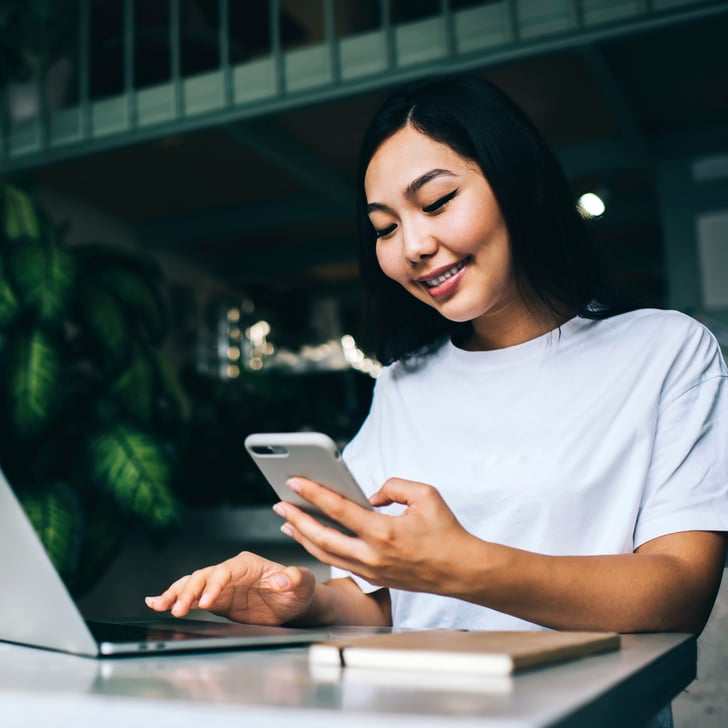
[423,259,467,288]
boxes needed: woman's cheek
[376,243,402,282]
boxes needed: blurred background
[1,1,727,723]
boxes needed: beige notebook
[309,630,620,676]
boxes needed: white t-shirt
[332,309,728,631]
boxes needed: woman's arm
[277,477,726,634]
[291,577,391,627]
[454,530,725,633]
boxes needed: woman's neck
[460,302,571,352]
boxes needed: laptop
[0,466,330,657]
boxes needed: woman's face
[364,125,532,346]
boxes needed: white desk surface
[0,631,695,728]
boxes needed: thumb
[369,478,433,507]
[270,565,315,592]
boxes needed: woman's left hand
[273,477,476,594]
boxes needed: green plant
[0,182,186,595]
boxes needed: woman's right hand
[144,551,318,625]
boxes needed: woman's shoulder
[600,306,695,328]
[596,308,726,385]
[592,308,716,348]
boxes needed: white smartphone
[244,432,373,526]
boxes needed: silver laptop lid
[0,468,99,656]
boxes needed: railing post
[270,0,286,95]
[506,0,520,43]
[123,0,137,129]
[568,0,584,30]
[380,0,397,70]
[440,0,457,58]
[79,0,92,139]
[170,0,183,118]
[324,0,341,84]
[219,0,233,106]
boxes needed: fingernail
[145,596,156,605]
[281,523,294,537]
[286,478,301,493]
[199,593,209,607]
[272,502,287,517]
[271,574,289,588]
[171,600,182,614]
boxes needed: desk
[0,632,695,727]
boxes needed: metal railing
[1,0,726,172]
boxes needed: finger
[196,568,232,609]
[278,500,359,552]
[197,552,274,609]
[171,567,227,616]
[145,573,192,610]
[279,507,377,580]
[282,520,373,577]
[370,478,439,508]
[287,477,376,534]
[259,564,307,593]
[281,522,358,566]
[145,595,174,611]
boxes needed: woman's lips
[418,258,470,300]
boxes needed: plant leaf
[0,254,21,327]
[7,328,62,437]
[95,266,167,342]
[150,347,189,417]
[87,425,179,527]
[6,235,76,321]
[19,485,81,574]
[78,282,130,366]
[3,184,41,241]
[111,342,155,423]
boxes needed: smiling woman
[146,75,728,728]
[356,76,610,363]
[365,125,525,350]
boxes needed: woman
[147,76,727,638]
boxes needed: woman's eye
[423,189,458,213]
[375,223,397,238]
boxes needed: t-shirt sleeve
[634,325,728,549]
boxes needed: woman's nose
[403,225,438,264]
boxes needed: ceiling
[25,3,728,314]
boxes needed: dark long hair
[357,75,617,364]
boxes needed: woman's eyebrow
[405,168,456,196]
[366,168,456,214]
[366,201,392,214]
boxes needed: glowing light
[577,192,606,218]
[246,320,271,348]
